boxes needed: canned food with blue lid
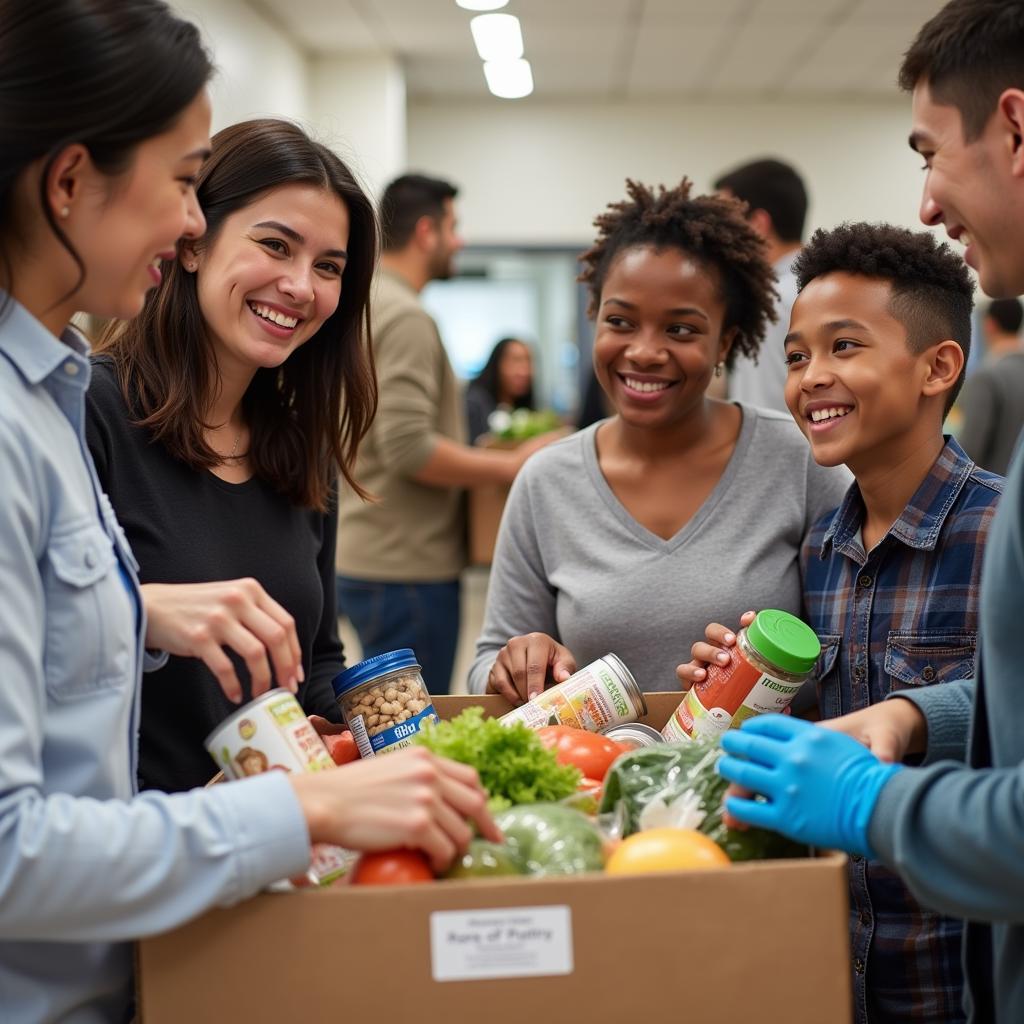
[332,649,438,757]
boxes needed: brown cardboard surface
[468,483,508,565]
[138,694,853,1023]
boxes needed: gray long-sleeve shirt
[468,407,851,694]
[870,438,1024,1023]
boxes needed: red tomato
[350,849,435,886]
[323,731,360,766]
[537,725,627,781]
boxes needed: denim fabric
[337,576,460,694]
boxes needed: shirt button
[63,361,79,376]
[853,665,865,681]
[921,666,936,682]
[858,573,873,588]
[84,550,97,569]
[853,957,865,975]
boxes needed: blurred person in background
[957,297,1024,474]
[336,175,556,693]
[714,157,809,414]
[465,335,535,442]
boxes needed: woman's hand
[675,610,756,689]
[290,747,501,874]
[141,579,303,703]
[486,632,577,703]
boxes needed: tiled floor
[337,566,490,696]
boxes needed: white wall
[308,55,407,198]
[172,0,310,130]
[407,98,929,246]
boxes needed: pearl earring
[59,206,70,218]
[714,362,724,378]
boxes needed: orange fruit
[605,828,730,875]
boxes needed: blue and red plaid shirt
[802,437,1002,1024]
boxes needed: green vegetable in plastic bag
[599,740,808,862]
[495,803,606,876]
[446,839,523,879]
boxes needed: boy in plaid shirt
[682,223,1002,1023]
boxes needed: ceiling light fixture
[470,13,523,61]
[483,57,533,99]
[456,0,509,10]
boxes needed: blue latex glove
[718,714,902,859]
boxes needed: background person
[89,118,375,792]
[469,178,850,702]
[336,174,556,694]
[957,297,1024,474]
[465,335,535,443]
[0,6,495,1020]
[713,157,809,414]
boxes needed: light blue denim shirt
[0,297,311,1023]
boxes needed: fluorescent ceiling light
[470,13,523,61]
[483,58,533,99]
[456,0,508,10]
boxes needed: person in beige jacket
[336,174,550,693]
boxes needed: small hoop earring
[714,362,724,378]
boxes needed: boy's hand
[820,699,928,763]
[718,715,902,858]
[487,632,577,703]
[675,611,756,689]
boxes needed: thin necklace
[226,430,241,460]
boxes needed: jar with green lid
[662,609,821,742]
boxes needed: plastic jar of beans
[331,648,438,757]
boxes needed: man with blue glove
[720,3,1024,1021]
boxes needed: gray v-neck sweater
[467,406,851,694]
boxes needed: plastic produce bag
[599,740,808,862]
[494,803,606,876]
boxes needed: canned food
[601,722,664,750]
[662,609,820,742]
[332,648,438,757]
[498,654,646,733]
[204,689,348,885]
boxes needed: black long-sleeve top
[85,357,343,793]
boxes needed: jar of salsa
[663,609,820,742]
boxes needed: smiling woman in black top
[87,118,379,792]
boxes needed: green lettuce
[414,708,581,811]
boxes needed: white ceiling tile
[627,23,732,95]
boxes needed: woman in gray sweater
[470,179,849,700]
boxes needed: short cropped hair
[379,173,457,251]
[793,222,975,411]
[987,298,1024,335]
[899,0,1024,141]
[713,158,808,243]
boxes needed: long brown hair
[96,118,378,510]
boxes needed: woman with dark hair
[469,179,851,702]
[89,118,378,792]
[465,335,535,442]
[0,4,494,1018]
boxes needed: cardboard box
[137,694,852,1023]
[468,482,508,566]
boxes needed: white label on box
[430,905,573,982]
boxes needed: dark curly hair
[578,178,778,369]
[793,222,975,411]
